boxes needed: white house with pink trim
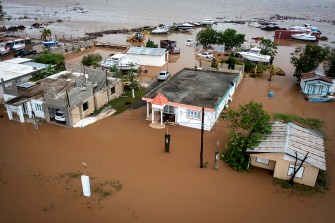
[142,68,243,131]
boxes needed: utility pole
[214,141,219,170]
[200,107,204,168]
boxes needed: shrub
[82,53,102,66]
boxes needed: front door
[22,103,28,114]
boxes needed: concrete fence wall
[49,40,95,55]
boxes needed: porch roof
[152,93,168,105]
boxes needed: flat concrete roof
[144,68,238,109]
[4,58,32,64]
[0,58,46,82]
[127,47,166,56]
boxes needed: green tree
[324,47,335,78]
[196,27,218,48]
[217,28,245,50]
[30,65,58,81]
[33,51,65,70]
[291,44,327,79]
[81,53,102,67]
[146,39,158,48]
[259,39,278,58]
[222,101,271,171]
[40,28,52,41]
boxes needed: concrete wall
[273,159,319,187]
[65,63,116,79]
[49,40,94,55]
[250,156,276,171]
[94,79,123,110]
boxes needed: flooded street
[1,0,335,222]
[1,73,335,222]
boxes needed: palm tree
[40,28,52,41]
[268,64,276,81]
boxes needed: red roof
[301,72,333,84]
[152,93,169,105]
[301,72,317,79]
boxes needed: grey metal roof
[126,47,166,56]
[143,68,238,109]
[247,121,326,170]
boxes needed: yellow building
[247,121,326,187]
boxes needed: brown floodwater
[1,71,335,222]
[1,3,335,221]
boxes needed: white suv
[157,71,171,81]
[55,109,66,122]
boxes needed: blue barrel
[268,91,274,97]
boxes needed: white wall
[126,54,166,67]
[31,99,45,119]
[329,80,335,93]
[175,106,214,131]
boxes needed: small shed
[300,71,333,96]
[126,47,168,67]
[246,121,326,187]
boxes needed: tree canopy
[291,44,327,79]
[259,39,278,58]
[196,27,218,48]
[222,101,271,171]
[196,28,245,49]
[33,51,65,70]
[82,53,102,67]
[217,28,245,50]
[324,47,335,78]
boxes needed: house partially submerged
[126,47,168,67]
[142,67,243,131]
[300,71,334,96]
[246,121,326,187]
[3,70,123,127]
[0,58,48,99]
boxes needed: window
[34,103,43,111]
[255,157,270,165]
[187,109,201,120]
[111,86,115,94]
[164,105,174,114]
[287,164,305,179]
[83,102,89,111]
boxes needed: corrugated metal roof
[247,121,326,170]
[126,47,166,56]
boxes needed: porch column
[27,102,32,118]
[151,108,154,123]
[6,105,13,120]
[146,102,149,118]
[160,109,163,125]
[19,105,25,123]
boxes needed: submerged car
[185,39,194,46]
[55,109,66,122]
[14,49,37,58]
[196,52,214,58]
[157,70,171,81]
